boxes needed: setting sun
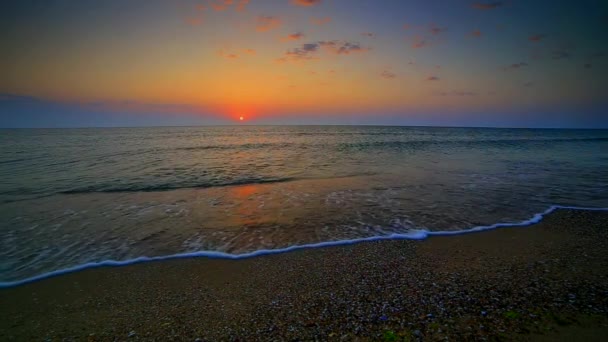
[239,116,244,121]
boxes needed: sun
[239,116,244,121]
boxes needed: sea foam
[0,205,606,289]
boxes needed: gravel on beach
[1,209,608,341]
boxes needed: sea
[1,126,607,285]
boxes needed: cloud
[277,43,320,62]
[426,76,440,81]
[208,0,250,12]
[528,34,547,42]
[277,40,370,62]
[435,90,477,96]
[470,30,482,37]
[471,2,504,10]
[552,50,571,59]
[311,16,331,26]
[282,32,305,42]
[318,40,370,55]
[584,63,592,69]
[411,37,428,49]
[380,70,396,79]
[292,0,322,6]
[503,62,528,70]
[361,32,376,38]
[218,48,256,59]
[256,16,282,32]
[523,81,534,87]
[184,16,204,26]
[429,24,448,35]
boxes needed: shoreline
[1,205,605,289]
[1,208,608,340]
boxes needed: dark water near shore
[1,126,607,282]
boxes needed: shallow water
[1,126,607,282]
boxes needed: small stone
[413,330,422,337]
[128,331,136,338]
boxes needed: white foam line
[1,205,607,289]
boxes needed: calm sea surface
[1,126,607,282]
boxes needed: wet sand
[1,209,608,341]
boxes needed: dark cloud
[292,0,322,6]
[361,32,376,38]
[256,16,282,32]
[411,37,428,49]
[590,51,605,59]
[552,50,571,59]
[318,41,369,55]
[503,62,528,71]
[429,24,448,35]
[277,40,369,62]
[380,70,396,79]
[584,63,592,69]
[426,76,440,81]
[470,30,482,38]
[523,81,534,87]
[528,34,547,42]
[471,2,504,10]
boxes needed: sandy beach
[1,208,607,341]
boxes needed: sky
[1,0,607,128]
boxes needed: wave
[336,137,608,150]
[166,137,608,152]
[59,177,299,194]
[1,205,606,288]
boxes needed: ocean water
[1,126,607,284]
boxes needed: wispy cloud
[281,32,305,42]
[311,16,331,26]
[435,90,477,96]
[429,24,448,35]
[256,16,282,32]
[426,76,440,81]
[470,30,482,38]
[552,50,571,59]
[277,40,370,62]
[411,37,428,49]
[218,48,256,59]
[361,32,376,38]
[528,34,547,42]
[471,2,504,10]
[380,70,396,79]
[209,0,250,12]
[292,0,322,6]
[503,62,528,70]
[318,41,370,55]
[523,81,534,87]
